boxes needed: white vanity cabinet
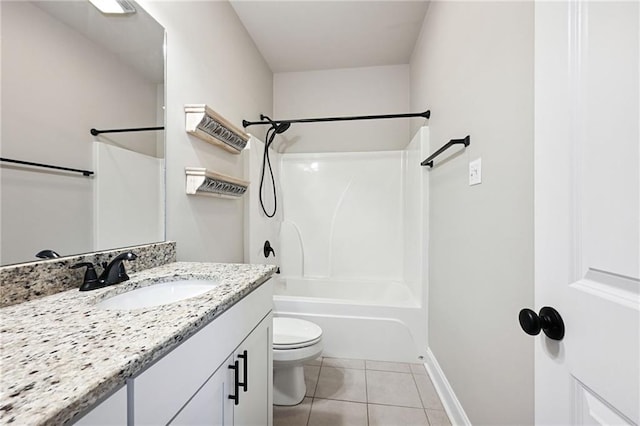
[227,313,272,426]
[131,279,273,426]
[74,385,128,426]
[169,353,233,425]
[171,314,272,426]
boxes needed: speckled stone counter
[0,242,177,308]
[0,262,276,425]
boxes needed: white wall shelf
[185,167,249,199]
[184,104,249,154]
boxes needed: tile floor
[274,357,452,426]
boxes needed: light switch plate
[469,158,482,185]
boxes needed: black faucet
[71,251,137,291]
[99,251,138,286]
[71,262,100,291]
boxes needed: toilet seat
[273,317,322,349]
[274,336,322,350]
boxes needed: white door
[533,1,639,425]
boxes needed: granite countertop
[0,262,276,425]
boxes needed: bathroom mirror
[0,1,165,266]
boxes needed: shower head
[274,122,290,134]
[260,115,290,134]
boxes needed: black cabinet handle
[237,350,248,392]
[228,361,240,405]
[519,306,565,341]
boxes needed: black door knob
[518,306,565,341]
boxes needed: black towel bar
[0,157,94,176]
[421,135,470,167]
[90,126,164,136]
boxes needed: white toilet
[273,317,323,406]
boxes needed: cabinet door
[169,356,234,426]
[73,386,127,426]
[233,313,273,426]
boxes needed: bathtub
[272,277,427,363]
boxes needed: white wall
[273,65,412,152]
[0,2,159,265]
[138,1,273,263]
[410,2,534,425]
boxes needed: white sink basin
[97,279,219,310]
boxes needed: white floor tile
[410,363,427,375]
[273,397,312,426]
[315,367,367,403]
[308,399,368,426]
[366,370,423,408]
[271,358,449,426]
[322,357,365,369]
[365,360,411,373]
[304,365,320,397]
[425,409,451,426]
[413,374,445,410]
[305,357,323,367]
[368,403,429,426]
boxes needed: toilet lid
[273,317,322,349]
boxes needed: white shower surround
[271,127,429,362]
[279,151,405,283]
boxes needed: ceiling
[230,1,430,73]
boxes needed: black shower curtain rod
[242,110,430,129]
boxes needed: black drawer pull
[237,350,248,392]
[228,361,240,405]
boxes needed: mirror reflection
[0,0,165,266]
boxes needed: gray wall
[273,65,411,153]
[410,2,535,424]
[139,1,273,263]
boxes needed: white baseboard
[424,348,472,426]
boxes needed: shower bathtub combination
[273,276,426,363]
[246,127,430,364]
